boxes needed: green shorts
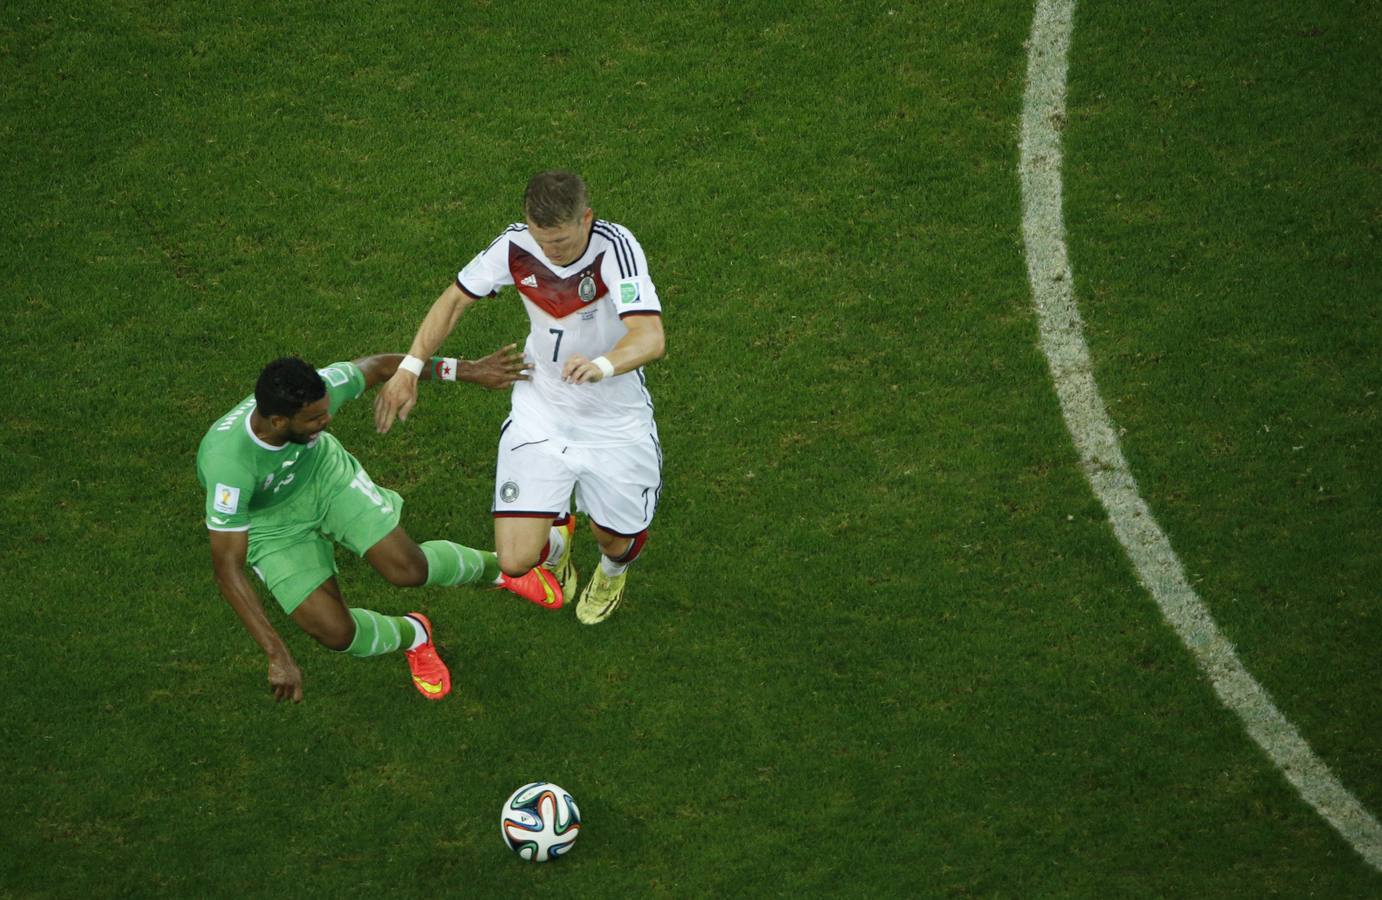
[247,460,403,613]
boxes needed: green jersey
[196,361,366,532]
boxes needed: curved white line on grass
[1019,0,1382,871]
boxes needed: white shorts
[492,417,662,536]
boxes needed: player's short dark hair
[523,170,588,227]
[255,357,326,418]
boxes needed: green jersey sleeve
[200,457,256,532]
[317,361,366,415]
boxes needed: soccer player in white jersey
[374,170,665,624]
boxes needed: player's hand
[374,371,419,433]
[267,654,303,704]
[469,343,532,390]
[562,354,606,385]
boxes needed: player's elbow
[353,354,389,388]
[645,332,666,362]
[211,552,247,588]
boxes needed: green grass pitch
[1,1,1378,896]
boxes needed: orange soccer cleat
[404,613,451,701]
[499,566,564,610]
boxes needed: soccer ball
[500,781,581,862]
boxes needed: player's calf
[419,540,501,586]
[366,530,431,587]
[576,528,647,625]
[599,527,648,574]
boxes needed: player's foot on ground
[404,613,451,701]
[545,515,579,601]
[499,566,564,610]
[576,567,626,625]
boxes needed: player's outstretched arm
[374,282,480,433]
[355,345,530,392]
[209,530,303,703]
[452,344,533,390]
[355,353,424,390]
[563,313,666,384]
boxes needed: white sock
[600,554,629,578]
[543,524,568,569]
[405,616,429,651]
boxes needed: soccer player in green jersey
[197,348,562,704]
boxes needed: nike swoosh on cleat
[413,677,444,695]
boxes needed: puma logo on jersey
[521,274,538,287]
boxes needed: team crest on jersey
[579,275,597,302]
[500,481,520,503]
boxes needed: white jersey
[457,220,661,444]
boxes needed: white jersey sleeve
[456,224,524,298]
[592,222,661,319]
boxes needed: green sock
[344,608,421,659]
[421,540,500,587]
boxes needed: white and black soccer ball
[500,781,581,862]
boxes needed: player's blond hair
[523,170,588,227]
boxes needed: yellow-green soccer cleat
[575,566,627,625]
[546,515,579,601]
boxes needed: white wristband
[592,356,616,379]
[399,355,425,377]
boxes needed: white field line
[1019,0,1382,871]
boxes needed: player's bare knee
[383,559,428,588]
[599,535,633,558]
[312,621,354,652]
[497,546,539,578]
[370,542,429,587]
